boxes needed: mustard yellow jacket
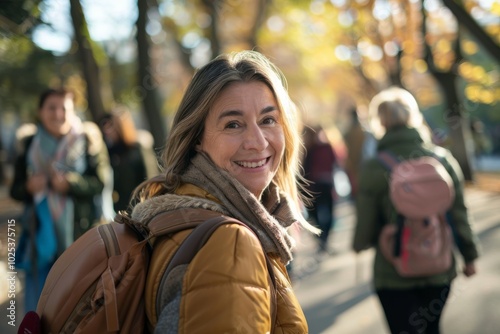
[141,185,308,333]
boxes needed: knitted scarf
[180,153,297,263]
[27,119,87,252]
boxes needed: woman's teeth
[236,159,266,168]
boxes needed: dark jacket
[10,122,112,239]
[107,142,150,212]
[353,126,480,289]
[303,141,337,189]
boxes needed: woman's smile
[234,157,269,169]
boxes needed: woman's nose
[242,124,267,151]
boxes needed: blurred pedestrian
[100,106,159,213]
[343,107,376,199]
[302,125,338,254]
[9,88,113,312]
[469,118,493,169]
[352,87,480,334]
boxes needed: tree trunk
[432,71,474,181]
[69,0,105,121]
[202,0,222,57]
[421,7,474,181]
[247,0,268,51]
[136,0,166,150]
[434,0,500,179]
[442,0,500,63]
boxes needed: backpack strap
[379,149,448,170]
[163,215,240,273]
[377,151,406,257]
[393,213,405,257]
[377,150,400,171]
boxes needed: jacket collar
[175,183,222,204]
[378,126,423,151]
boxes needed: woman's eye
[225,121,240,129]
[262,117,277,125]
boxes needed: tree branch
[442,0,500,63]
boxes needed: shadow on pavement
[303,282,373,334]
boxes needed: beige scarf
[179,153,298,263]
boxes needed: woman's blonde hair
[134,50,314,230]
[369,86,431,142]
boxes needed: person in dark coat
[100,106,159,213]
[302,125,338,253]
[343,107,376,199]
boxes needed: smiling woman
[130,50,319,333]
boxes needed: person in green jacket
[352,87,480,334]
[10,88,113,312]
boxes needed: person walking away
[130,50,320,333]
[343,107,376,199]
[9,88,112,312]
[302,125,338,254]
[352,87,480,334]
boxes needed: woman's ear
[195,141,202,152]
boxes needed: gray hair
[369,86,431,142]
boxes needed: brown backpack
[23,208,276,333]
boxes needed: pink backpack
[377,151,455,277]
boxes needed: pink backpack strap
[377,150,400,171]
[377,150,405,257]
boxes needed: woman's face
[39,94,74,138]
[198,81,285,199]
